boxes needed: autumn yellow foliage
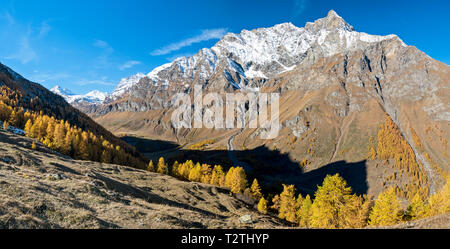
[426,175,450,217]
[310,174,361,228]
[210,165,225,187]
[406,193,427,220]
[296,194,312,227]
[369,187,403,226]
[376,114,429,198]
[157,157,168,174]
[278,184,297,223]
[1,103,145,168]
[250,179,263,200]
[188,163,202,182]
[225,167,247,194]
[258,197,268,214]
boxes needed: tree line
[146,157,249,195]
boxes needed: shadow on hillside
[120,136,178,154]
[294,160,368,196]
[122,137,369,196]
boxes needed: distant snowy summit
[50,85,107,105]
[50,85,73,96]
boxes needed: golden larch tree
[147,160,155,172]
[341,194,372,228]
[251,178,263,200]
[101,149,111,163]
[406,193,427,220]
[426,175,450,216]
[369,187,403,226]
[271,194,281,211]
[3,121,9,130]
[229,167,247,194]
[171,161,179,176]
[24,119,32,136]
[258,197,268,214]
[210,165,225,187]
[157,157,168,174]
[309,174,354,228]
[54,122,66,151]
[296,194,312,227]
[188,163,202,182]
[225,167,235,189]
[278,184,297,223]
[200,164,212,184]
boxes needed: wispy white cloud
[6,36,37,64]
[1,12,38,64]
[0,11,15,25]
[94,40,113,52]
[76,77,116,87]
[293,0,309,18]
[119,60,141,70]
[93,39,114,68]
[150,28,227,56]
[31,72,71,83]
[33,72,115,88]
[94,40,108,48]
[38,21,51,37]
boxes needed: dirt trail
[227,129,252,171]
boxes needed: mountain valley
[1,9,449,229]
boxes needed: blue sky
[0,0,449,94]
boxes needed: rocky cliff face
[90,10,449,197]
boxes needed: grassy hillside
[0,130,285,228]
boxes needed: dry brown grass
[0,130,286,229]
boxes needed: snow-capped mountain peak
[51,86,107,105]
[50,85,74,96]
[306,9,355,32]
[84,90,108,101]
[109,73,146,100]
